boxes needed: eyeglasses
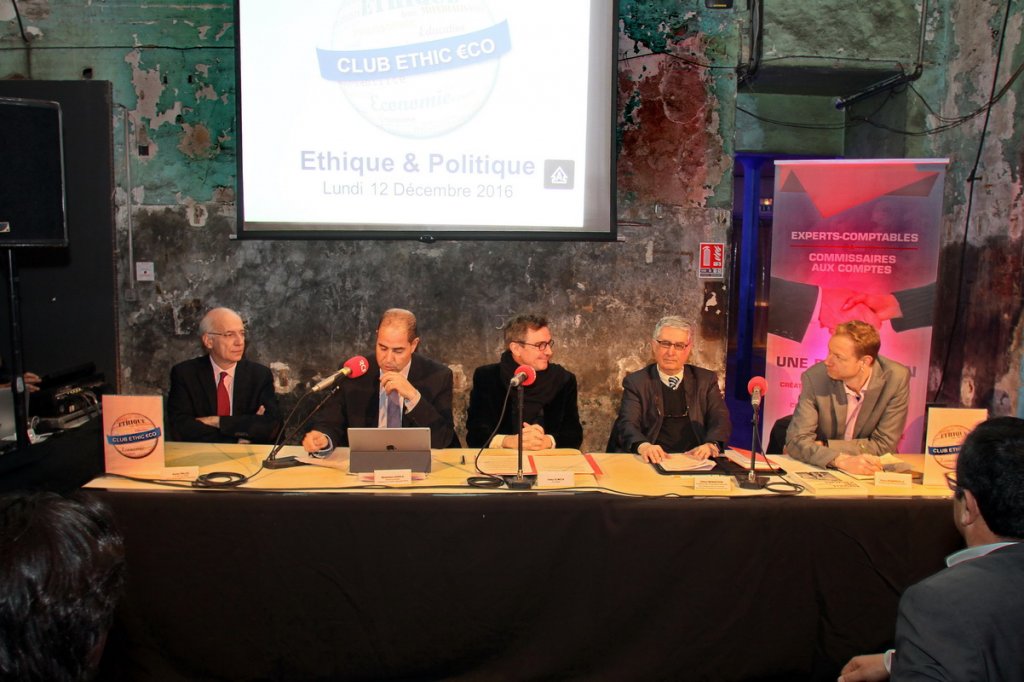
[945,471,963,497]
[655,339,692,352]
[206,331,246,340]
[515,339,554,351]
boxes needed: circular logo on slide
[107,412,161,459]
[328,1,501,138]
[927,425,972,469]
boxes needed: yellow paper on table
[101,395,166,475]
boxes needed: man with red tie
[167,307,281,443]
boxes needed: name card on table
[874,471,913,490]
[537,470,574,488]
[374,469,413,485]
[101,395,166,476]
[923,407,988,486]
[694,475,733,492]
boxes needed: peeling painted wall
[0,0,738,452]
[1,0,1021,453]
[837,0,1024,415]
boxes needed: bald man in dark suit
[167,307,281,443]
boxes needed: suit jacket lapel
[683,365,698,422]
[200,359,218,414]
[647,365,663,420]
[855,362,886,437]
[232,362,249,410]
[829,380,847,437]
[407,354,424,385]
[362,358,383,426]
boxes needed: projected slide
[236,0,616,239]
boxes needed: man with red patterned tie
[167,307,281,443]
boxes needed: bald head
[377,308,418,343]
[375,309,420,373]
[200,308,246,368]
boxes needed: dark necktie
[217,371,231,416]
[667,376,680,390]
[386,392,402,428]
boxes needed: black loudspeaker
[0,97,68,247]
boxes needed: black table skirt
[94,490,963,682]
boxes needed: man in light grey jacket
[785,320,910,474]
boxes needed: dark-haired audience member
[608,316,731,463]
[839,416,1024,682]
[0,491,127,681]
[466,314,583,450]
[786,320,910,474]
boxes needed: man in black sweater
[466,314,583,450]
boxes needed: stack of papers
[656,454,717,472]
[794,470,866,493]
[724,449,776,472]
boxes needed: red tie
[216,371,231,417]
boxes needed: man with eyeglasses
[608,316,731,462]
[839,416,1024,682]
[785,320,910,474]
[466,314,583,450]
[167,307,281,443]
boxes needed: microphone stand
[264,383,342,469]
[738,395,768,489]
[503,384,536,489]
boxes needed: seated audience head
[504,314,553,372]
[954,416,1024,543]
[651,316,694,375]
[0,491,126,681]
[376,308,419,373]
[199,307,246,369]
[824,320,880,383]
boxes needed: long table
[89,444,963,681]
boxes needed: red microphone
[312,355,370,392]
[747,376,767,409]
[510,365,537,388]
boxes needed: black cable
[264,384,338,465]
[193,471,248,488]
[934,0,1015,402]
[617,50,734,70]
[99,472,667,497]
[9,0,29,43]
[739,419,804,495]
[735,51,1022,138]
[758,54,908,66]
[466,381,517,488]
[9,0,30,78]
[737,0,762,85]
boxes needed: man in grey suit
[785,320,909,474]
[839,416,1024,682]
